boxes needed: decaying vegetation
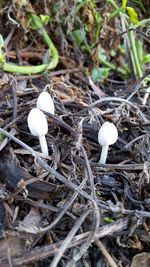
[0,1,150,266]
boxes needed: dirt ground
[0,1,150,267]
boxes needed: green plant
[70,0,102,51]
[109,0,150,104]
[0,13,59,74]
[92,0,150,99]
[92,67,110,82]
[103,216,115,223]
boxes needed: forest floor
[0,1,150,267]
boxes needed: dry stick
[90,97,149,123]
[10,78,18,120]
[97,199,150,218]
[124,134,145,150]
[81,145,96,200]
[0,128,95,205]
[95,240,118,267]
[49,209,91,267]
[50,127,100,267]
[0,128,99,245]
[4,26,16,49]
[16,196,77,219]
[66,229,93,267]
[13,218,129,266]
[116,71,150,114]
[0,128,97,266]
[3,113,26,130]
[121,209,150,218]
[6,238,13,267]
[73,154,149,171]
[95,162,150,171]
[66,195,98,266]
[66,146,100,267]
[38,179,87,233]
[66,219,95,267]
[14,68,80,81]
[125,72,150,101]
[45,111,74,134]
[0,128,17,151]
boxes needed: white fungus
[27,108,49,156]
[37,91,54,115]
[98,121,118,164]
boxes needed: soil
[0,1,150,267]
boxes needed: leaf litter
[0,1,150,267]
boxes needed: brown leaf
[131,253,150,267]
[0,233,26,267]
[88,77,106,98]
[17,208,41,234]
[0,148,57,200]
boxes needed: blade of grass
[0,13,59,74]
[128,28,143,78]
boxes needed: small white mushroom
[27,108,49,156]
[98,122,118,164]
[37,91,54,115]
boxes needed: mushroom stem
[39,135,48,156]
[99,145,109,164]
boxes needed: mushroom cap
[37,91,54,115]
[27,108,48,137]
[98,122,118,146]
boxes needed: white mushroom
[27,108,49,156]
[37,91,54,115]
[98,122,118,164]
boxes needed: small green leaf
[98,52,116,70]
[117,44,126,55]
[0,34,4,49]
[95,12,102,24]
[20,0,28,6]
[92,67,110,82]
[0,133,5,140]
[136,39,143,65]
[122,0,127,8]
[43,50,50,64]
[107,0,118,10]
[0,35,5,64]
[39,15,50,25]
[109,7,124,19]
[103,217,115,223]
[71,29,85,47]
[143,54,150,64]
[110,49,116,57]
[126,7,139,24]
[98,52,107,62]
